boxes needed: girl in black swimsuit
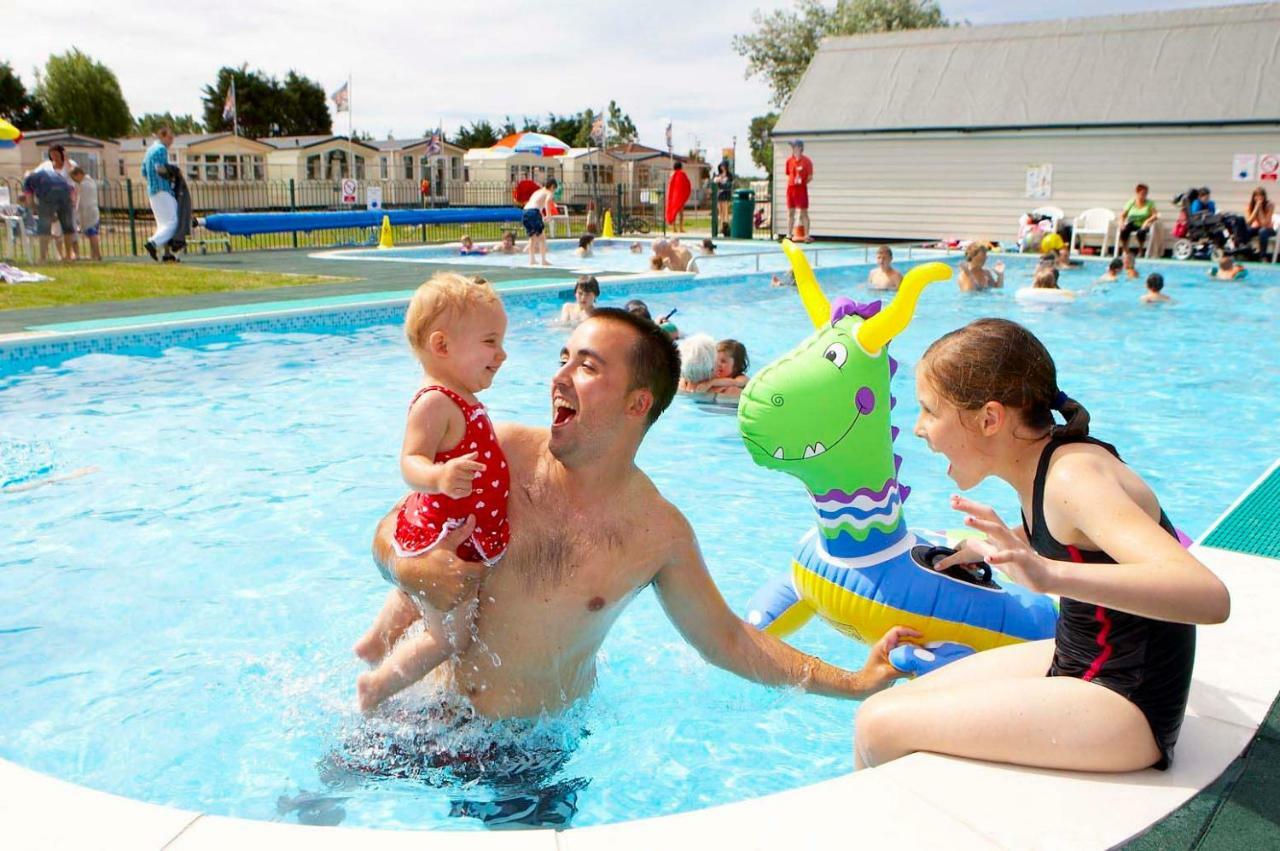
[854,318,1229,773]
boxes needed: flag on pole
[590,113,605,146]
[425,125,443,156]
[331,82,350,113]
[222,81,236,123]
[665,121,673,151]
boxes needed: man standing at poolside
[358,308,913,721]
[784,140,814,242]
[142,126,178,262]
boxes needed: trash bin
[730,188,755,239]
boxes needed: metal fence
[0,176,768,261]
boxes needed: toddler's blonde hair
[404,272,500,359]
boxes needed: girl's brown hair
[920,318,1089,438]
[717,338,749,377]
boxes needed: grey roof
[369,137,462,152]
[118,133,237,152]
[22,128,111,147]
[775,2,1280,135]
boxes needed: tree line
[0,49,642,152]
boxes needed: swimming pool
[318,237,884,277]
[2,255,1278,831]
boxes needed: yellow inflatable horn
[780,239,830,330]
[856,262,952,354]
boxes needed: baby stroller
[1170,188,1249,260]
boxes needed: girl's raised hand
[939,495,1058,594]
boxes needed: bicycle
[616,211,652,234]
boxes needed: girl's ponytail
[1052,391,1090,438]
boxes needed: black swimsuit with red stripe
[1022,434,1195,770]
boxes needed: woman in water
[956,243,1004,292]
[854,318,1229,772]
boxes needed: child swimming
[1142,272,1172,303]
[853,318,1228,772]
[558,275,599,326]
[458,235,488,256]
[1098,257,1124,282]
[354,273,511,713]
[1209,255,1247,280]
[575,234,595,257]
[868,245,903,291]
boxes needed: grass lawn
[0,263,344,312]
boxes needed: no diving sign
[1260,154,1279,182]
[341,178,358,204]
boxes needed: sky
[5,0,1249,177]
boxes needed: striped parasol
[492,132,569,157]
[0,118,22,150]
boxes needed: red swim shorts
[786,185,809,210]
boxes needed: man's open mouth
[553,398,577,427]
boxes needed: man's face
[550,318,645,462]
[159,130,174,147]
[50,150,65,168]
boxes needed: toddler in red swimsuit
[355,273,510,712]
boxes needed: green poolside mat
[1202,463,1280,559]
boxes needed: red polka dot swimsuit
[393,385,511,565]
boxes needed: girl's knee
[853,692,906,768]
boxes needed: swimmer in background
[459,235,488,256]
[868,245,903,291]
[1141,273,1172,304]
[651,238,695,272]
[956,243,1004,292]
[700,239,716,256]
[1097,258,1124,283]
[575,234,595,258]
[771,270,797,288]
[558,275,599,326]
[684,339,750,400]
[1209,255,1247,280]
[1032,267,1060,290]
[629,242,644,254]
[491,231,522,254]
[1054,247,1082,270]
[625,299,680,339]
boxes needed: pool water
[1,255,1278,830]
[324,237,881,277]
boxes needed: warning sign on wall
[1259,154,1279,182]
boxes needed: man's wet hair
[589,307,680,426]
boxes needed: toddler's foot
[356,670,387,714]
[353,632,385,665]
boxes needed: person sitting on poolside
[575,234,595,258]
[700,239,716,256]
[558,275,599,326]
[1122,248,1139,279]
[459,235,489,256]
[363,308,913,724]
[1209,255,1247,280]
[771,270,797,288]
[1097,258,1124,283]
[957,243,1005,292]
[1141,272,1172,304]
[868,245,903,291]
[651,238,695,272]
[492,231,522,254]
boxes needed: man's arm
[651,510,915,699]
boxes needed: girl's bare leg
[853,639,1161,771]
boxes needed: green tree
[277,71,331,136]
[571,108,598,148]
[542,111,580,145]
[748,112,778,176]
[733,0,948,107]
[606,100,637,144]
[34,48,132,138]
[134,112,202,136]
[452,119,498,149]
[498,116,518,137]
[0,62,49,128]
[201,66,277,137]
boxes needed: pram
[1170,188,1250,260]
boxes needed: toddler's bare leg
[357,600,475,713]
[353,589,420,665]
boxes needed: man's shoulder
[494,421,547,458]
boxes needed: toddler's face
[448,302,508,392]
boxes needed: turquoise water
[1,255,1278,830]
[327,237,880,276]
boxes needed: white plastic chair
[1070,208,1116,257]
[1032,205,1064,230]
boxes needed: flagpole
[346,74,354,185]
[232,79,239,138]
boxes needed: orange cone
[792,223,807,242]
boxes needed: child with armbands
[854,318,1228,773]
[354,273,511,712]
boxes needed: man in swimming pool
[359,308,914,720]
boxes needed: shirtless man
[651,238,695,273]
[867,245,903,291]
[358,307,913,721]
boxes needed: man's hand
[859,626,922,693]
[440,452,486,499]
[373,512,485,610]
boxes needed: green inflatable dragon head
[739,242,951,502]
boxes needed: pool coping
[3,455,1277,848]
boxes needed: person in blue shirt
[1189,187,1216,215]
[141,126,178,261]
[20,167,75,263]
